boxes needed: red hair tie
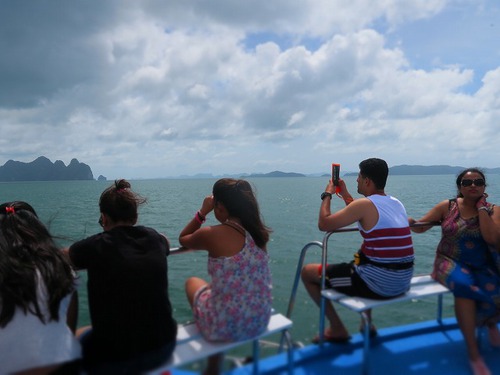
[5,206,15,214]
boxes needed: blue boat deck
[171,318,500,375]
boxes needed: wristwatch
[321,192,333,200]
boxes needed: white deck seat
[320,274,451,375]
[321,274,450,312]
[147,312,293,375]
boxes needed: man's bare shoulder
[349,196,378,227]
[349,197,372,207]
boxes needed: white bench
[320,274,451,374]
[147,312,293,375]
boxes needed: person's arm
[476,195,500,246]
[66,291,78,334]
[409,200,447,233]
[336,179,354,206]
[318,180,367,232]
[61,246,83,270]
[65,236,96,271]
[61,247,70,259]
[179,195,214,250]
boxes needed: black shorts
[321,262,393,300]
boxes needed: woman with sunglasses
[409,168,500,375]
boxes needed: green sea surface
[2,174,499,347]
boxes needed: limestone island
[0,156,94,182]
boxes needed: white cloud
[0,0,498,178]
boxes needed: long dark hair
[455,168,486,198]
[99,179,146,223]
[213,178,271,248]
[0,201,75,327]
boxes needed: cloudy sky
[1,0,499,179]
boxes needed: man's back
[356,194,414,297]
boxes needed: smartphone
[332,163,340,186]
[332,163,341,194]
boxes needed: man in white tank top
[301,158,414,343]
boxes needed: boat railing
[283,221,441,348]
[169,246,194,255]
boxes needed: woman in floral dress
[179,178,272,375]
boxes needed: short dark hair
[359,158,388,189]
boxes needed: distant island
[2,159,498,182]
[171,165,500,180]
[246,171,306,178]
[0,156,94,182]
[247,165,500,179]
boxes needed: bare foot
[312,327,351,343]
[469,357,491,375]
[326,326,350,340]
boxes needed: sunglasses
[98,216,104,227]
[461,178,485,187]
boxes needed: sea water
[2,174,500,345]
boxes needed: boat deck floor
[171,318,500,375]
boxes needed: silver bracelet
[478,206,490,213]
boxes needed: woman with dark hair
[179,178,273,375]
[67,179,177,374]
[0,201,81,374]
[409,168,500,375]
